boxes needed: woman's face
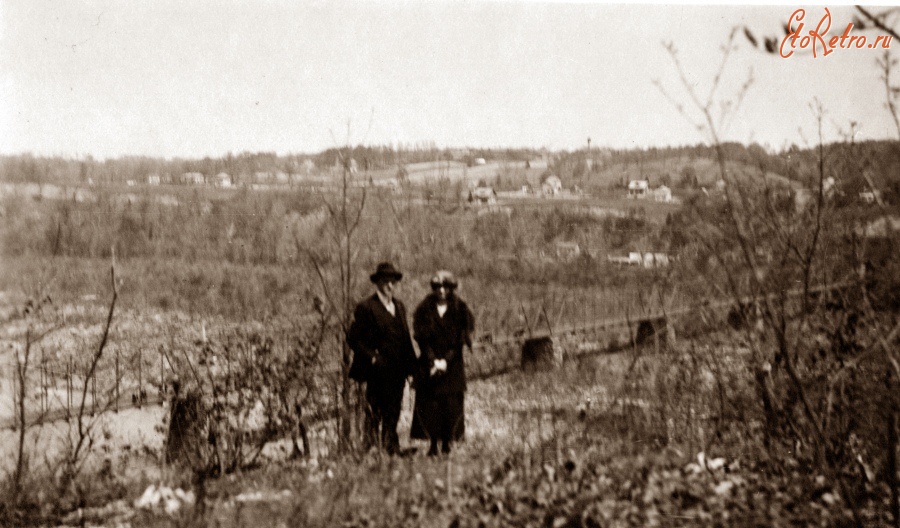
[432,283,449,302]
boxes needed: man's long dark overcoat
[346,294,417,384]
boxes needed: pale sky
[1,1,897,158]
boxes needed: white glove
[430,359,448,376]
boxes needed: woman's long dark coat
[410,293,474,441]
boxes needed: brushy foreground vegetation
[20,344,888,527]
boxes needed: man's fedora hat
[370,262,403,283]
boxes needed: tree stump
[521,336,559,373]
[633,317,675,350]
[165,387,208,468]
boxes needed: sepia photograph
[1,1,899,526]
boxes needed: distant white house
[213,172,232,188]
[607,251,670,268]
[181,172,205,185]
[473,157,487,166]
[627,180,650,199]
[641,252,670,268]
[542,175,562,196]
[652,185,673,203]
[860,189,883,204]
[147,174,161,185]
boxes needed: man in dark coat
[411,270,475,456]
[347,262,417,455]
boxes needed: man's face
[376,278,396,299]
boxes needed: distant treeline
[0,146,542,186]
[2,140,899,194]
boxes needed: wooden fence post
[115,348,120,413]
[138,348,143,408]
[91,367,97,416]
[159,347,164,400]
[40,350,46,415]
[583,292,589,322]
[11,363,18,431]
[66,357,72,421]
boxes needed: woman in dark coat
[411,270,475,456]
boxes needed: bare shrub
[652,26,900,525]
[163,327,324,479]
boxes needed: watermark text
[780,8,892,58]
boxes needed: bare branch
[878,51,900,141]
[856,6,900,41]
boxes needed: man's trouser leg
[363,383,381,451]
[380,379,405,455]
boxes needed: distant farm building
[627,180,650,199]
[860,189,883,204]
[181,172,206,185]
[607,252,671,268]
[627,180,675,203]
[147,174,161,185]
[541,175,562,196]
[469,186,497,205]
[555,241,581,262]
[213,172,232,188]
[824,177,836,197]
[652,185,673,203]
[473,158,487,166]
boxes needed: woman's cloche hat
[430,270,458,289]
